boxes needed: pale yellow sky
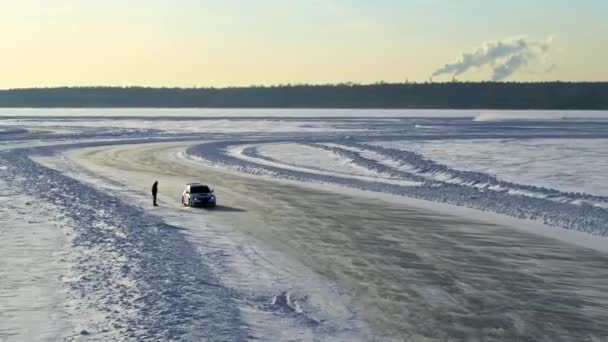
[1,0,607,88]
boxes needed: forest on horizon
[0,82,606,109]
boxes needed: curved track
[70,141,608,341]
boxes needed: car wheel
[182,196,186,206]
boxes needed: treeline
[0,82,606,109]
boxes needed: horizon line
[3,80,608,91]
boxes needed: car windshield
[190,185,211,194]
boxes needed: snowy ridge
[186,140,608,236]
[339,143,608,207]
[185,141,425,188]
[236,144,422,187]
[303,143,426,182]
[0,127,28,135]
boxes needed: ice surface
[68,141,608,341]
[2,108,608,340]
[0,117,356,134]
[2,107,608,119]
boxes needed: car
[181,183,217,208]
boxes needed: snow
[256,143,382,177]
[2,108,608,340]
[474,111,608,121]
[372,138,608,197]
[0,178,72,341]
[223,143,422,187]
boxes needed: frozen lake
[1,108,608,340]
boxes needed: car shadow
[159,223,189,231]
[206,205,247,212]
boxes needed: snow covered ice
[2,109,608,341]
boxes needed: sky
[1,0,607,88]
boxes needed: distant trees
[0,82,606,109]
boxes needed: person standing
[152,180,159,206]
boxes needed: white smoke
[433,37,554,81]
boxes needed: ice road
[1,109,608,341]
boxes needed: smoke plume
[433,37,554,81]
